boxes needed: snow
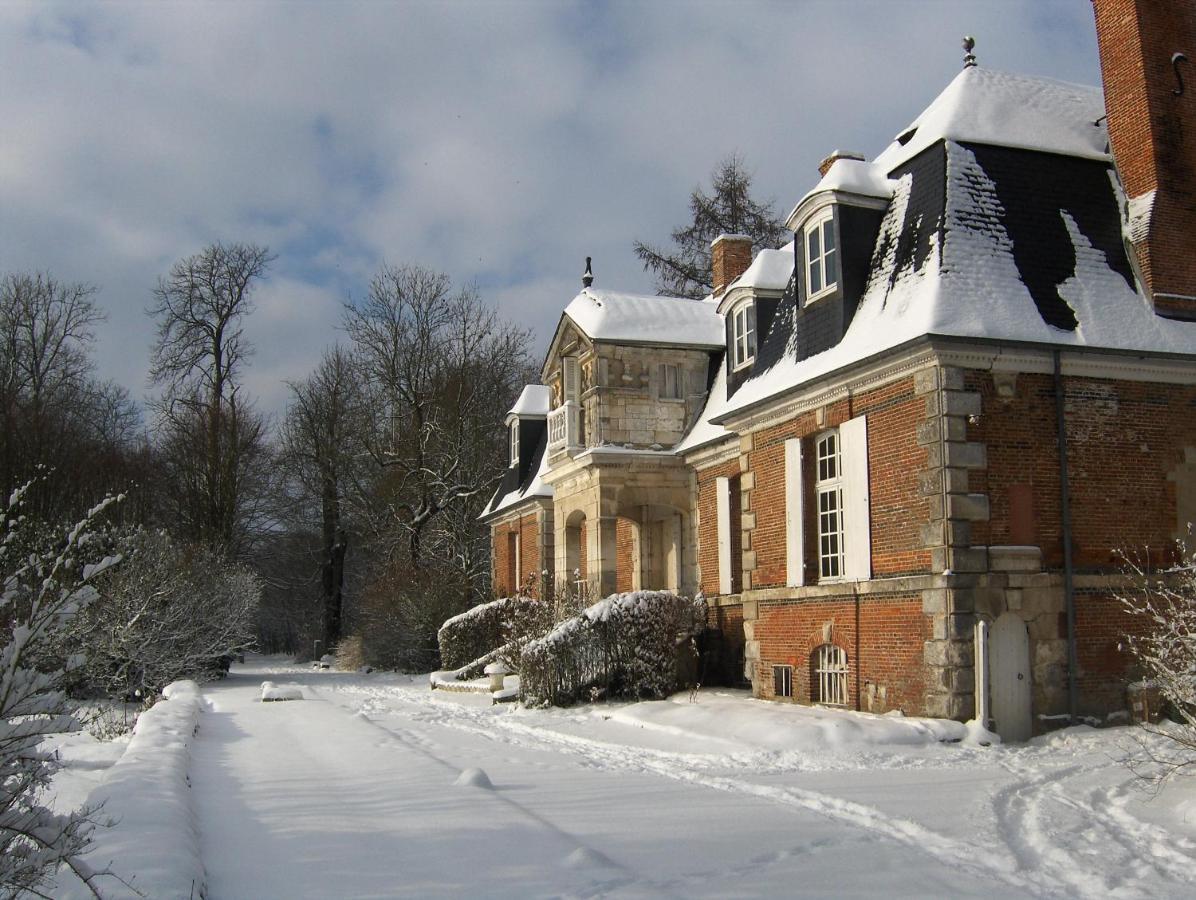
[563,287,724,347]
[480,437,552,517]
[260,680,303,701]
[1128,188,1156,244]
[506,384,550,419]
[718,141,1196,422]
[42,657,1196,898]
[57,680,208,899]
[873,67,1108,174]
[724,243,794,296]
[787,159,897,224]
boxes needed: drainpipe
[1054,350,1079,722]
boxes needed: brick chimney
[711,234,752,297]
[1093,0,1196,319]
[817,150,865,178]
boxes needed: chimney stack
[817,150,865,178]
[1093,0,1196,319]
[711,234,752,297]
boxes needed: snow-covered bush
[1117,544,1196,779]
[1,483,121,896]
[519,590,706,707]
[437,595,547,670]
[75,530,259,701]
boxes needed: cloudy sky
[0,0,1102,416]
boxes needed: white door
[990,612,1032,742]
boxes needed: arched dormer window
[804,209,838,302]
[731,300,756,370]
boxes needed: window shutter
[716,476,732,594]
[563,357,580,402]
[840,414,871,579]
[785,438,804,587]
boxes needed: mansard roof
[561,287,724,348]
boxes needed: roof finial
[962,35,977,69]
[582,256,594,288]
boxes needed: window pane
[808,227,820,258]
[822,219,835,252]
[824,247,837,289]
[810,261,822,294]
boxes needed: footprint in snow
[563,847,618,870]
[453,767,494,789]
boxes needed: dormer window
[732,301,756,370]
[805,210,837,302]
[509,420,520,466]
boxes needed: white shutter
[785,438,805,587]
[841,414,871,580]
[716,476,732,594]
[563,357,580,402]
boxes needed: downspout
[1054,350,1079,722]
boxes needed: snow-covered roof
[507,384,550,419]
[563,287,724,347]
[726,243,794,294]
[873,67,1108,174]
[481,436,551,519]
[788,160,897,226]
[675,357,731,454]
[717,141,1196,421]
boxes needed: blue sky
[0,0,1102,415]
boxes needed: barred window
[812,644,848,707]
[773,665,793,698]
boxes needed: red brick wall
[748,375,930,587]
[1075,590,1148,714]
[1093,0,1196,314]
[975,372,1196,569]
[492,512,541,597]
[616,517,635,593]
[753,594,929,713]
[696,458,742,595]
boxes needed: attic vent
[896,128,917,146]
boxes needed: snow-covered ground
[46,656,1196,899]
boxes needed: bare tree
[633,155,789,299]
[343,265,532,572]
[148,243,274,554]
[279,346,367,650]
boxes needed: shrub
[519,590,706,707]
[334,634,365,671]
[354,564,474,672]
[1117,543,1196,781]
[437,595,547,670]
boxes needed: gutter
[1054,350,1079,722]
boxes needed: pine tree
[634,155,789,299]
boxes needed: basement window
[773,665,793,698]
[812,644,848,706]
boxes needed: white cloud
[0,0,1101,417]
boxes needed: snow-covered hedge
[437,595,545,670]
[519,591,706,707]
[66,680,207,899]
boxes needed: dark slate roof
[480,429,549,520]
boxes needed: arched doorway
[990,612,1033,742]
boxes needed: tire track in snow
[340,689,1067,898]
[316,686,679,900]
[993,751,1196,899]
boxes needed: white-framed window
[805,211,837,302]
[509,420,520,466]
[816,431,844,580]
[562,356,580,402]
[773,665,793,698]
[812,644,848,706]
[731,301,756,370]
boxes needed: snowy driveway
[178,661,1195,898]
